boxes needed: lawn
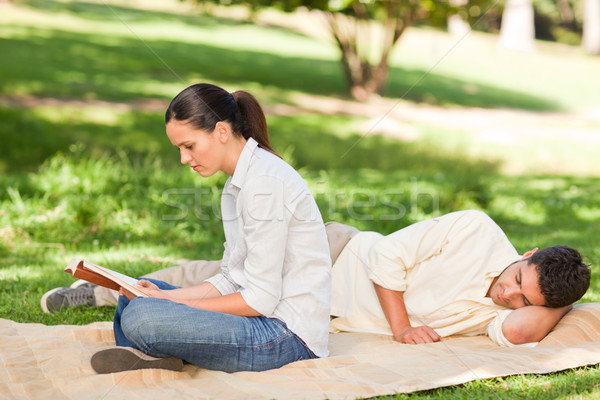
[1,0,600,398]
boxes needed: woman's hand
[118,279,171,301]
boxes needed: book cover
[64,258,148,298]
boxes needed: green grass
[385,366,600,399]
[4,0,600,111]
[1,0,600,398]
[390,28,600,111]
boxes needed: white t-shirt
[206,138,332,357]
[330,210,527,346]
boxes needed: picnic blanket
[1,303,600,400]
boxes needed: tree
[583,0,600,55]
[317,1,422,101]
[184,0,465,101]
[498,0,536,51]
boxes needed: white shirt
[206,138,331,357]
[330,210,525,346]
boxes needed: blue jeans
[113,279,315,373]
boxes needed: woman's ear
[214,121,232,144]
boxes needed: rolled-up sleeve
[206,272,239,296]
[237,175,289,317]
[487,309,538,347]
[205,241,239,295]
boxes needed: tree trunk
[583,0,600,55]
[499,0,536,51]
[447,0,470,38]
[323,2,414,101]
[324,11,370,101]
[370,3,410,96]
[556,0,575,25]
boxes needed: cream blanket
[2,303,600,400]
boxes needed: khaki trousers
[94,222,359,306]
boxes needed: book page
[81,260,147,297]
[92,264,140,288]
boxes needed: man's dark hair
[528,245,591,308]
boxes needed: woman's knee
[120,298,162,347]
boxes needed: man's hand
[394,325,441,344]
[373,283,442,344]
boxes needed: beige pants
[94,222,359,306]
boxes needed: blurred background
[1,0,599,319]
[1,0,600,396]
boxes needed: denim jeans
[113,279,315,373]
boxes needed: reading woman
[90,83,332,374]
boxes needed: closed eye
[517,267,532,306]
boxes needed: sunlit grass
[392,28,600,111]
[417,123,600,176]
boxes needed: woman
[91,83,332,374]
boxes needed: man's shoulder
[447,209,492,221]
[443,210,504,232]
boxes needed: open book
[64,258,148,298]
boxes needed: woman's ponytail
[231,90,278,156]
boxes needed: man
[42,210,591,347]
[328,210,590,346]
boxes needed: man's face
[487,260,546,309]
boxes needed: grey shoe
[91,347,184,374]
[40,286,96,314]
[70,279,97,289]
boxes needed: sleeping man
[328,210,590,346]
[42,210,591,348]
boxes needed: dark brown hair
[528,245,591,307]
[165,83,277,155]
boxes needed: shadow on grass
[1,20,560,110]
[0,26,346,101]
[385,68,559,110]
[269,114,500,175]
[0,105,501,179]
[0,107,167,173]
[19,0,246,27]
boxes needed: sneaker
[70,279,97,289]
[40,286,96,314]
[91,346,183,374]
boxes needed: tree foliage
[185,0,474,100]
[185,0,598,98]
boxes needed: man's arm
[501,304,572,344]
[373,283,441,344]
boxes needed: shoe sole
[91,347,183,374]
[40,287,63,314]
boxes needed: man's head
[488,245,591,309]
[530,245,591,308]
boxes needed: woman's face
[166,120,225,178]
